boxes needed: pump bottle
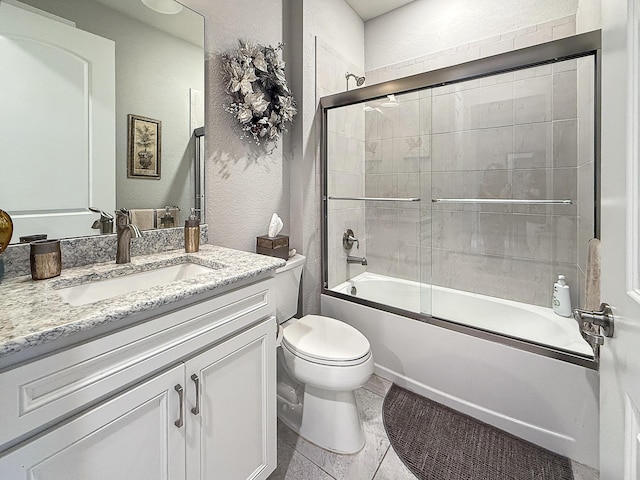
[552,274,572,317]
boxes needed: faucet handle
[343,229,360,250]
[129,223,143,238]
[89,208,114,234]
[89,207,114,220]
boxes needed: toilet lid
[282,315,370,363]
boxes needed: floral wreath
[222,41,297,151]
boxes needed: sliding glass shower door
[429,58,594,325]
[322,42,597,358]
[325,91,431,316]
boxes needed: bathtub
[322,272,599,468]
[333,272,592,357]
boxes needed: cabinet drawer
[0,277,274,450]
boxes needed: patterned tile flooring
[268,375,599,480]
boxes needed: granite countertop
[0,245,286,360]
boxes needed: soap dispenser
[552,274,572,317]
[160,206,175,228]
[184,208,200,253]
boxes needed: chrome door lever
[573,303,615,338]
[573,303,614,361]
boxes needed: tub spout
[347,255,367,266]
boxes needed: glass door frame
[319,31,601,369]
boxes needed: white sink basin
[57,263,217,306]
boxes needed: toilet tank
[274,254,306,323]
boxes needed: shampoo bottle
[552,274,572,317]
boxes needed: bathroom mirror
[0,0,205,244]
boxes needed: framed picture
[127,114,161,179]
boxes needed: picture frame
[127,114,161,179]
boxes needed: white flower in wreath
[245,92,269,115]
[231,68,258,96]
[237,106,253,124]
[238,42,260,60]
[229,60,244,79]
[253,51,268,72]
[277,95,296,121]
[269,126,279,140]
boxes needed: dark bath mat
[382,384,573,480]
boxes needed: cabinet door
[186,318,276,480]
[0,365,186,480]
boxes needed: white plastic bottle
[552,274,572,317]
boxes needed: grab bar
[432,198,573,205]
[327,196,421,202]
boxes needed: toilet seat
[282,315,371,366]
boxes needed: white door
[0,0,115,242]
[0,365,186,480]
[185,318,276,480]
[600,1,640,479]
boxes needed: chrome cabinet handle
[174,384,184,428]
[191,374,200,415]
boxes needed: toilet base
[279,384,365,454]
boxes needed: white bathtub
[333,272,592,356]
[323,272,599,468]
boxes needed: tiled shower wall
[361,59,593,309]
[358,15,594,309]
[427,60,591,309]
[325,15,596,310]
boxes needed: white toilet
[274,254,374,454]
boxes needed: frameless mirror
[0,0,204,244]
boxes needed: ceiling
[93,0,203,47]
[344,0,417,21]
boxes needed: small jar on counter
[30,239,62,280]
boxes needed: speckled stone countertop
[0,245,285,360]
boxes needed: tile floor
[268,374,600,480]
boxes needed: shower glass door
[325,90,430,316]
[427,57,596,356]
[323,44,597,359]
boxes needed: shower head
[345,72,366,90]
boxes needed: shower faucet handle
[343,229,359,250]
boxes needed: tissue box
[256,235,289,259]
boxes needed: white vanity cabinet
[0,364,187,480]
[0,278,277,480]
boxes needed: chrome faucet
[89,207,114,234]
[347,255,368,266]
[115,209,142,264]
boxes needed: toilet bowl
[274,256,374,454]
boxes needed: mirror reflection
[0,0,204,244]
